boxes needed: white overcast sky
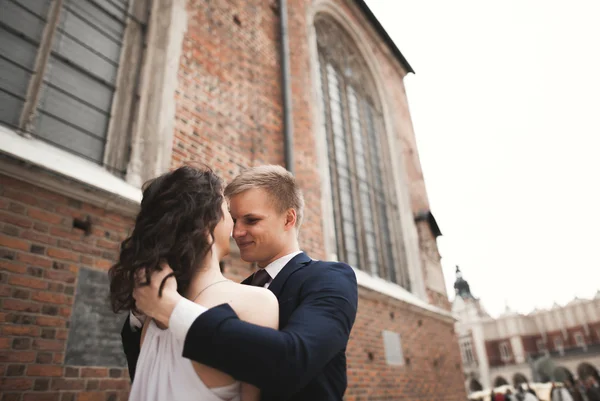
[366,0,600,317]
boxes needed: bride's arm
[241,383,261,401]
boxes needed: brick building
[453,267,600,394]
[0,0,465,400]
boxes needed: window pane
[348,86,379,274]
[41,57,114,111]
[0,0,49,43]
[33,0,130,164]
[16,0,52,18]
[0,58,32,99]
[0,90,23,126]
[347,87,366,180]
[0,29,40,69]
[326,63,359,269]
[0,0,50,127]
[38,84,110,138]
[317,59,339,252]
[61,1,125,60]
[53,3,124,82]
[364,102,397,283]
[346,250,359,268]
[316,16,407,285]
[68,0,127,41]
[36,111,105,160]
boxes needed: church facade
[0,0,466,400]
[453,268,600,394]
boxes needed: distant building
[452,267,600,393]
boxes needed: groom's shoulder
[303,258,357,281]
[299,259,357,302]
[305,257,352,270]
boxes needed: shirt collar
[264,251,303,280]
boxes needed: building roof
[355,0,415,74]
[415,210,442,237]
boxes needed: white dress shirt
[130,251,303,341]
[262,250,302,288]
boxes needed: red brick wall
[171,0,328,258]
[346,288,464,401]
[0,175,132,400]
[0,0,465,400]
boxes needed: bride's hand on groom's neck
[133,262,181,328]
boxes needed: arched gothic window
[315,15,409,289]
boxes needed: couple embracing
[109,164,358,401]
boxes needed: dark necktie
[251,269,271,287]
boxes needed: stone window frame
[0,0,188,214]
[499,341,511,361]
[307,0,430,304]
[7,0,150,173]
[573,332,586,349]
[314,15,409,288]
[460,335,476,365]
[536,338,547,352]
[553,336,564,355]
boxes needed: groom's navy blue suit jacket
[122,252,358,401]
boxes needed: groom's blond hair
[224,165,304,229]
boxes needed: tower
[454,265,474,299]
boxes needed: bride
[109,165,278,401]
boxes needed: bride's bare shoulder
[228,283,279,329]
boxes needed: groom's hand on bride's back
[133,263,182,327]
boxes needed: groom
[122,165,358,401]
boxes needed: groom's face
[229,188,289,267]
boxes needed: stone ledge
[352,267,456,322]
[0,125,142,217]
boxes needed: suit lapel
[267,252,311,298]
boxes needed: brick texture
[0,0,464,400]
[0,175,131,400]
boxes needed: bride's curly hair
[109,165,224,314]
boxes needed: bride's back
[133,279,278,401]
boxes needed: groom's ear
[284,208,297,230]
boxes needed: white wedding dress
[128,320,241,401]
